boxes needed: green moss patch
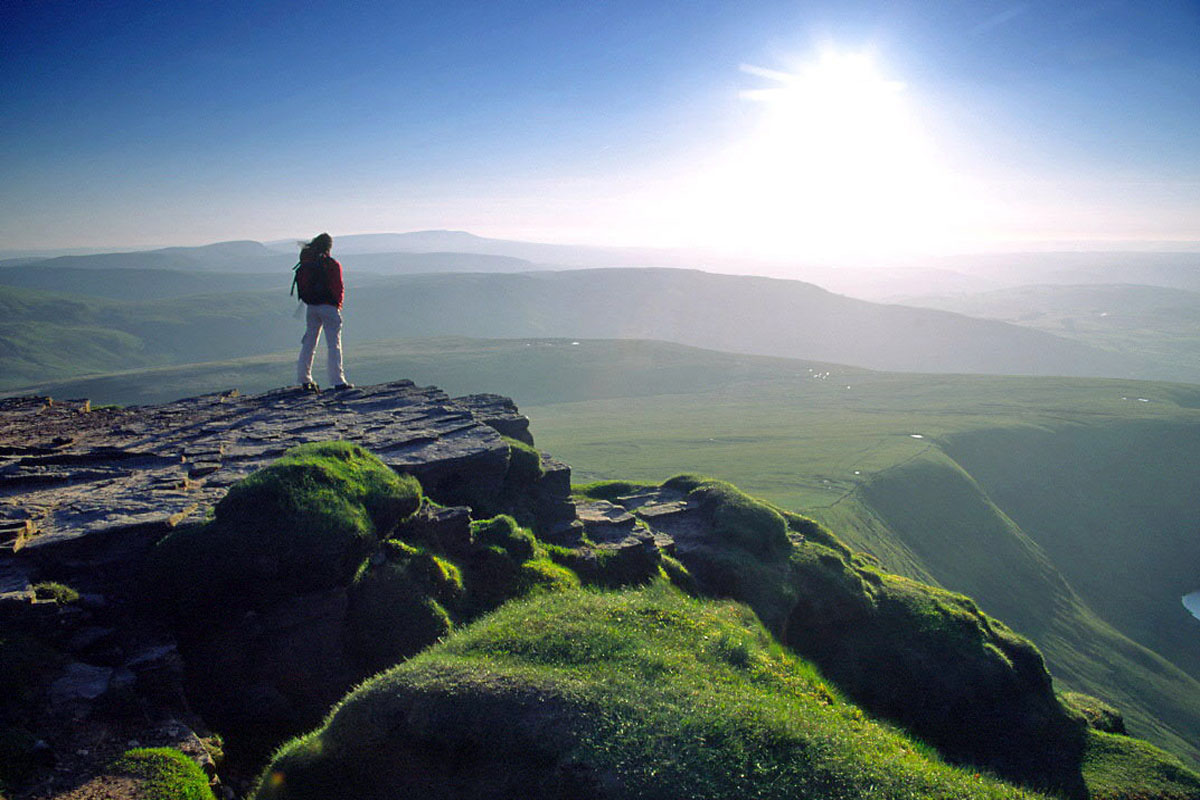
[545,539,670,591]
[781,509,853,557]
[574,480,657,501]
[109,747,216,800]
[502,436,544,487]
[665,474,791,558]
[31,582,79,605]
[471,514,537,562]
[148,442,421,613]
[217,441,421,539]
[255,586,1045,800]
[518,558,581,594]
[1062,692,1127,735]
[455,515,579,616]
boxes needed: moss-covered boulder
[149,442,422,614]
[254,586,1044,800]
[146,445,596,765]
[143,443,423,761]
[458,515,579,616]
[1062,692,1128,735]
[663,474,791,558]
[346,548,456,675]
[642,477,799,634]
[547,539,669,590]
[109,747,216,800]
[785,539,1085,795]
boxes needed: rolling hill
[1,267,1181,394]
[1,239,293,272]
[0,266,283,301]
[926,252,1200,293]
[894,283,1200,383]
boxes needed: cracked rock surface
[0,381,530,591]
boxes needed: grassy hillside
[852,453,1200,765]
[23,239,293,272]
[8,338,1200,767]
[0,286,169,384]
[926,252,1200,293]
[940,422,1200,680]
[0,284,297,390]
[346,269,1154,379]
[511,344,1200,764]
[0,256,540,303]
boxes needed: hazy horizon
[4,228,1200,265]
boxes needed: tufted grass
[1080,730,1200,800]
[254,584,1048,800]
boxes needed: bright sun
[663,48,976,260]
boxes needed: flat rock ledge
[0,380,534,591]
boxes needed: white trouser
[297,304,347,386]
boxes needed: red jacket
[324,256,344,309]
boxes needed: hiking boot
[333,382,356,391]
[300,382,319,392]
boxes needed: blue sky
[3,0,1198,258]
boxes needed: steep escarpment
[941,420,1200,680]
[851,445,1200,767]
[1,383,1196,800]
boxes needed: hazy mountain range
[2,232,1199,390]
[8,232,1198,295]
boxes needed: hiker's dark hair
[300,233,333,254]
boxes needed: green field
[9,336,1200,768]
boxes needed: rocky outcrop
[0,381,581,798]
[0,381,564,595]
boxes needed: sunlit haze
[640,49,976,259]
[4,1,1199,262]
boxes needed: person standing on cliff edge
[294,232,354,392]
